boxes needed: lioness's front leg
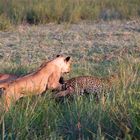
[47,71,61,89]
[2,94,12,112]
[2,92,18,112]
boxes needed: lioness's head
[47,55,71,90]
[54,55,71,74]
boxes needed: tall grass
[0,56,140,139]
[0,0,140,29]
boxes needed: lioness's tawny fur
[1,55,71,111]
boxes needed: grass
[0,0,140,30]
[0,18,139,139]
[0,53,140,140]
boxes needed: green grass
[0,56,140,140]
[0,0,140,30]
[0,9,139,139]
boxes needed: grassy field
[0,20,140,139]
[0,0,140,30]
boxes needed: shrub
[0,0,140,27]
[0,14,11,31]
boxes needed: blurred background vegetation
[0,0,140,30]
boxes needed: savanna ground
[0,19,140,140]
[0,0,140,140]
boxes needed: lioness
[1,55,71,111]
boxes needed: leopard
[54,75,119,104]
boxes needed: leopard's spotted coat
[55,75,119,103]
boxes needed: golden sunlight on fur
[0,55,71,111]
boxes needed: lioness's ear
[64,56,70,62]
[56,55,61,57]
